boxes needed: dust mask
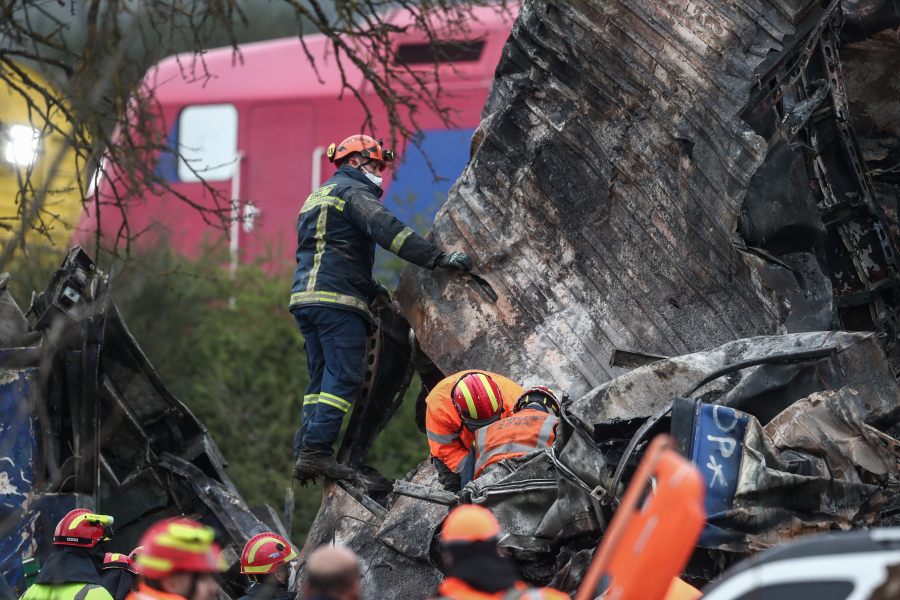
[363,170,383,188]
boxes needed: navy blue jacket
[290,165,442,321]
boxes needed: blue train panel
[384,128,476,227]
[0,366,38,593]
[672,399,751,549]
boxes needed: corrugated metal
[395,0,807,398]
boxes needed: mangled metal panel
[394,0,823,398]
[0,248,279,598]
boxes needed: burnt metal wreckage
[0,248,291,598]
[296,0,900,597]
[5,0,900,598]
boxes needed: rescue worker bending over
[302,546,360,600]
[238,533,297,600]
[128,518,221,600]
[23,509,116,600]
[432,505,566,600]
[290,134,473,481]
[465,387,561,486]
[99,551,140,600]
[425,371,524,492]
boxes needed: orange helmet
[327,135,395,169]
[513,386,561,417]
[134,518,222,579]
[53,509,113,547]
[240,533,297,575]
[451,373,504,427]
[442,505,500,544]
[102,553,137,574]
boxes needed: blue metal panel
[687,403,750,514]
[384,128,476,226]
[0,366,38,593]
[683,401,751,549]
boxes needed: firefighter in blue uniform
[290,134,472,481]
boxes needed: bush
[5,244,429,546]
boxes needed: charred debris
[0,248,290,598]
[5,0,900,598]
[300,0,900,598]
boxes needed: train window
[177,103,239,183]
[396,40,485,65]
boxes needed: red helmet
[102,553,137,573]
[240,533,297,575]
[134,518,222,579]
[128,546,144,561]
[53,509,113,547]
[451,373,504,427]
[513,386,561,417]
[327,135,395,170]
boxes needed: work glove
[437,251,473,271]
[369,281,392,311]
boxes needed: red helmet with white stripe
[451,373,504,427]
[240,533,297,576]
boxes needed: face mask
[363,170,382,188]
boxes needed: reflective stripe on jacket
[472,409,558,478]
[424,370,523,473]
[23,583,114,600]
[434,578,567,600]
[289,165,442,321]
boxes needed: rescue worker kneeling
[23,509,116,600]
[432,505,566,600]
[238,533,297,600]
[425,371,524,492]
[128,518,221,600]
[463,387,560,486]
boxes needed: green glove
[438,251,473,271]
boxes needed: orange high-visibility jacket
[472,409,558,478]
[126,584,188,600]
[434,578,568,600]
[425,370,523,474]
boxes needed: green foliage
[5,243,429,547]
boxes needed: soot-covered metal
[0,248,285,598]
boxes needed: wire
[329,515,379,546]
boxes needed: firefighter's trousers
[292,305,368,456]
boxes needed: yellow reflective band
[69,514,90,529]
[459,382,478,420]
[306,208,329,291]
[285,547,298,562]
[110,554,123,561]
[136,555,172,572]
[289,291,372,315]
[319,393,352,412]
[155,523,215,554]
[389,227,414,254]
[243,565,274,574]
[299,195,345,214]
[300,184,337,208]
[247,538,271,564]
[303,394,319,405]
[478,374,499,412]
